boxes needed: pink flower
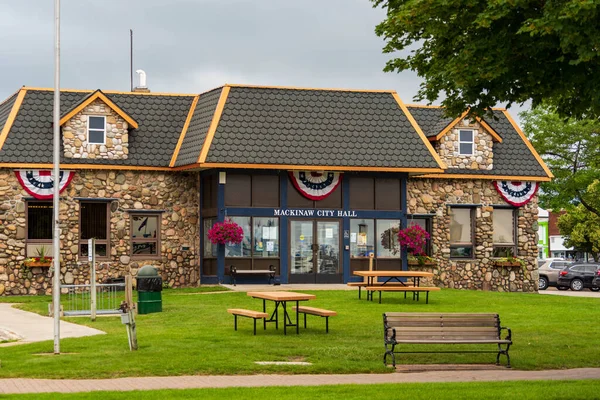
[207,219,244,245]
[397,225,430,256]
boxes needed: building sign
[273,209,358,217]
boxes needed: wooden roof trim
[502,110,554,179]
[432,111,468,141]
[405,103,507,111]
[22,87,196,97]
[59,91,139,129]
[225,83,395,93]
[197,87,230,163]
[414,173,551,182]
[391,92,447,170]
[0,163,172,171]
[169,95,200,167]
[184,162,445,173]
[0,88,27,152]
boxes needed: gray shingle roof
[174,87,223,167]
[0,91,18,134]
[407,106,454,137]
[0,89,194,167]
[204,87,441,169]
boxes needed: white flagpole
[52,0,61,354]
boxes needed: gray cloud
[0,0,527,121]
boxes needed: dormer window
[458,129,474,155]
[88,116,106,144]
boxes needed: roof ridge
[224,83,395,93]
[21,87,197,97]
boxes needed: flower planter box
[493,261,522,267]
[24,261,52,268]
[408,260,437,267]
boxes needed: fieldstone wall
[0,168,199,296]
[62,99,129,160]
[436,119,494,170]
[408,178,539,292]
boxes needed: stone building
[0,84,552,295]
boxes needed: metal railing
[63,283,126,316]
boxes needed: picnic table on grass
[352,270,438,303]
[247,291,316,335]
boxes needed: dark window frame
[25,200,53,257]
[87,115,106,145]
[130,212,162,260]
[449,206,476,259]
[458,129,474,155]
[408,215,433,256]
[492,207,518,258]
[79,201,111,260]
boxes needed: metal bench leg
[379,291,382,304]
[358,286,361,299]
[234,315,238,331]
[325,316,329,333]
[426,291,429,304]
[303,312,307,328]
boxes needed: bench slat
[227,308,268,319]
[292,306,337,317]
[366,286,439,291]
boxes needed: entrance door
[289,220,341,283]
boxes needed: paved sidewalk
[0,303,104,346]
[1,368,600,394]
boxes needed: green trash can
[137,265,163,314]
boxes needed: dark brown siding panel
[202,175,217,210]
[252,175,280,207]
[287,179,313,208]
[349,177,375,210]
[315,183,342,209]
[225,174,251,207]
[375,178,401,210]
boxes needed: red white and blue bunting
[15,170,75,200]
[492,180,539,207]
[288,171,343,200]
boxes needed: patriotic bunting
[492,180,539,207]
[15,170,75,200]
[288,171,342,200]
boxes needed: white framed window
[458,129,474,155]
[87,116,106,144]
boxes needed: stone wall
[436,119,494,170]
[62,99,129,160]
[0,169,199,296]
[408,178,538,292]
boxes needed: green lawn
[3,381,599,400]
[0,288,599,379]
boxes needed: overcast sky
[0,0,527,121]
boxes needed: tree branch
[576,190,600,218]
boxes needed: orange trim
[431,112,502,143]
[392,92,447,170]
[225,83,395,93]
[0,88,27,151]
[477,118,503,143]
[59,91,139,129]
[0,163,173,171]
[502,110,554,178]
[414,173,551,182]
[405,103,507,111]
[198,87,230,163]
[191,162,444,173]
[169,95,200,167]
[433,111,467,141]
[22,87,196,97]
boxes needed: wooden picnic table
[247,291,316,335]
[352,270,435,302]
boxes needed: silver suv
[538,259,573,290]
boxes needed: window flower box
[23,257,52,268]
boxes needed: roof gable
[59,90,139,129]
[432,110,503,143]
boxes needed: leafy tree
[371,0,600,119]
[557,204,600,262]
[521,107,600,217]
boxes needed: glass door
[289,220,341,283]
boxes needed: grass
[2,381,599,399]
[0,288,599,379]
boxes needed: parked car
[592,269,600,290]
[556,263,600,291]
[537,259,573,290]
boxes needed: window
[350,219,375,257]
[493,208,517,257]
[376,219,401,258]
[79,202,110,259]
[88,116,106,144]
[408,217,432,256]
[225,217,251,257]
[224,216,280,258]
[449,207,475,258]
[130,213,161,258]
[458,129,474,155]
[203,218,217,257]
[26,201,52,257]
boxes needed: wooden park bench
[292,306,337,333]
[227,308,268,335]
[383,312,513,367]
[366,286,440,304]
[230,265,276,286]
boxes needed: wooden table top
[353,270,434,278]
[247,291,317,301]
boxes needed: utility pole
[52,0,61,354]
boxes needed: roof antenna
[130,29,133,92]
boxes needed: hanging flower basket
[207,220,244,245]
[398,224,432,266]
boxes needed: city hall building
[0,84,552,295]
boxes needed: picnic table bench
[292,306,337,333]
[227,308,268,335]
[383,312,512,367]
[230,265,276,286]
[367,286,440,304]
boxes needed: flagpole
[52,0,61,354]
